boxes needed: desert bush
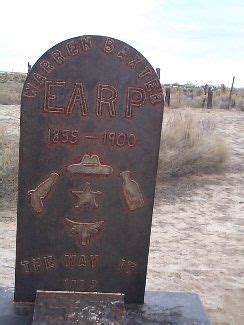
[184,96,203,108]
[165,84,244,110]
[213,95,229,109]
[0,72,26,83]
[195,87,204,96]
[158,109,229,179]
[0,127,19,199]
[170,97,182,109]
[164,84,244,110]
[220,84,228,94]
[235,96,244,111]
[170,88,183,109]
[213,93,244,110]
[168,86,205,109]
[170,93,204,109]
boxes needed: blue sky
[1,0,244,86]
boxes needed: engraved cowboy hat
[67,154,113,175]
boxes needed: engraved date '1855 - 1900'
[48,130,137,148]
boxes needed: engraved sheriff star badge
[71,182,102,209]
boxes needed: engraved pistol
[28,173,59,213]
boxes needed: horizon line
[0,70,243,89]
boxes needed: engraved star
[71,182,102,209]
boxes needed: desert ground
[0,104,243,324]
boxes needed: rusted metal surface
[15,35,164,304]
[32,291,125,324]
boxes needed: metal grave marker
[15,35,164,304]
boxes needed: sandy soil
[0,104,20,136]
[0,105,243,324]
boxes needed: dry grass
[0,72,25,105]
[0,108,230,201]
[0,82,23,105]
[0,126,19,200]
[158,109,229,179]
[213,93,244,111]
[169,87,205,109]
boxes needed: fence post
[202,84,208,108]
[28,62,32,73]
[228,76,235,110]
[156,68,160,80]
[207,87,213,109]
[165,87,171,107]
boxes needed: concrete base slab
[0,287,210,324]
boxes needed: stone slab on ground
[32,290,125,324]
[0,287,210,324]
